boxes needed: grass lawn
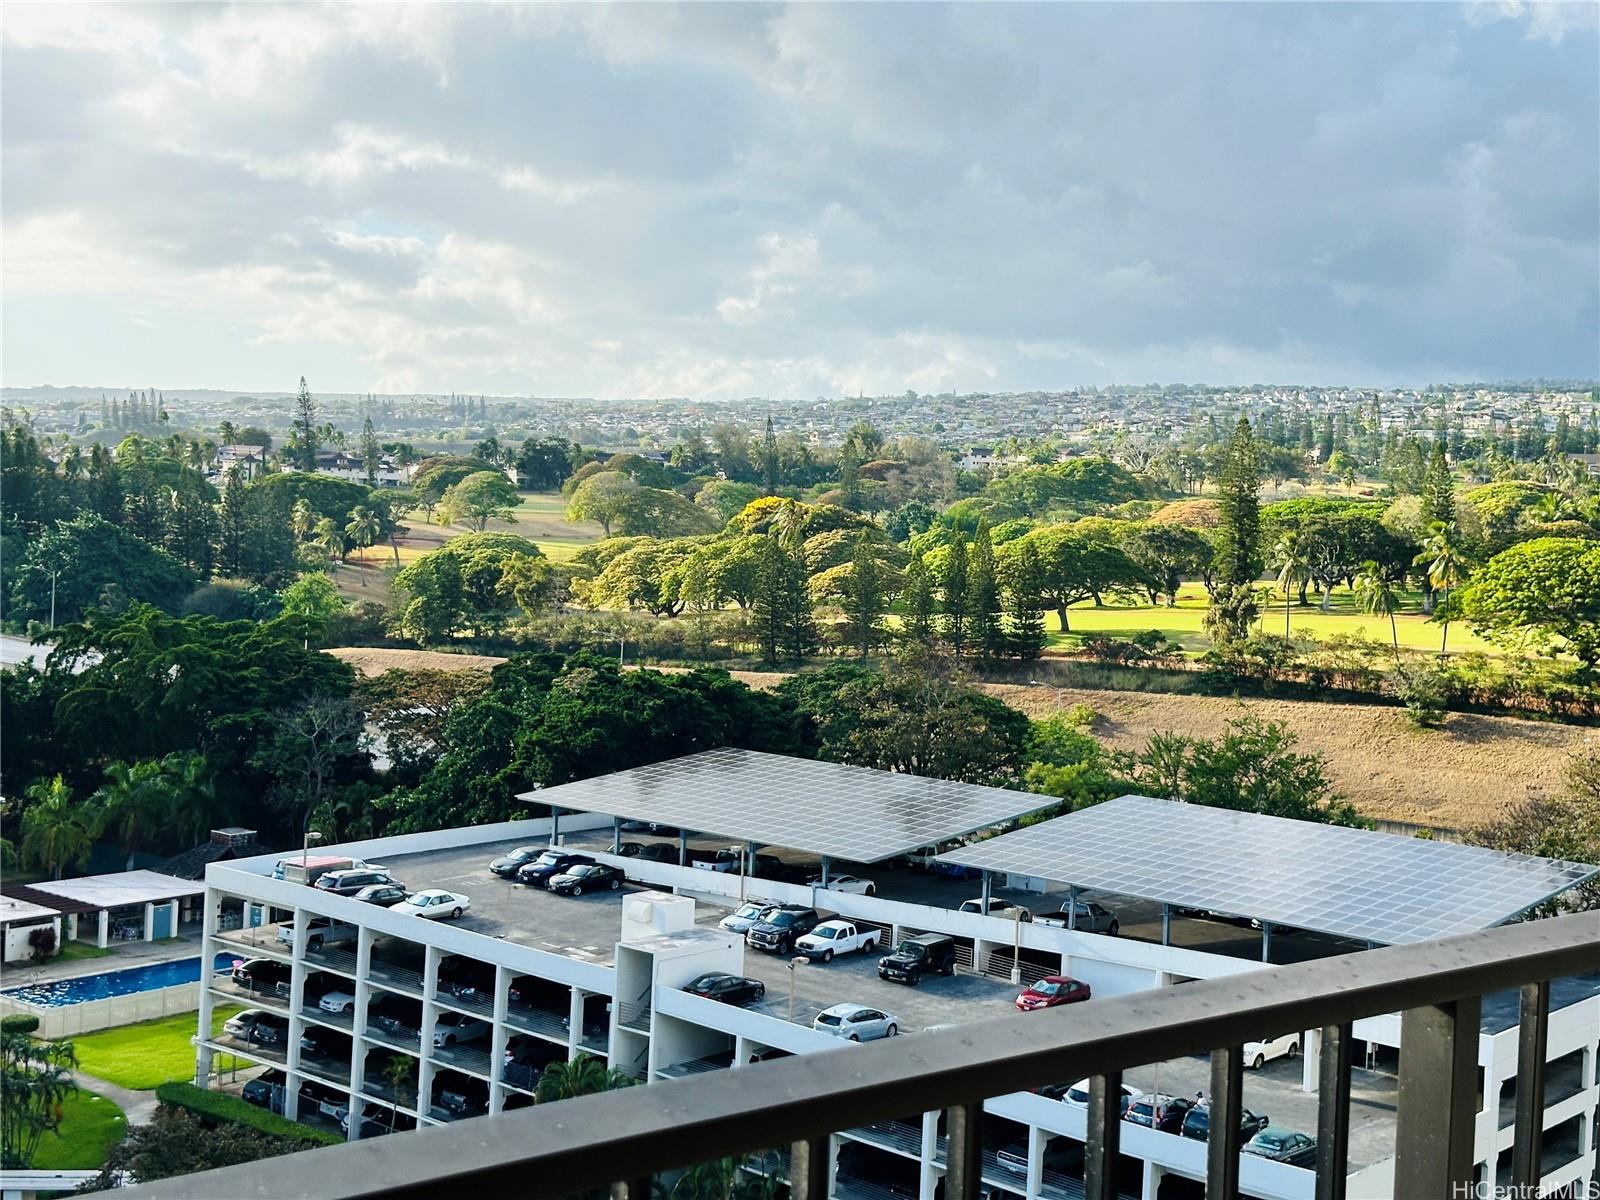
[1043,582,1497,656]
[30,1088,126,1170]
[54,941,113,963]
[69,1005,245,1091]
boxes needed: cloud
[2,2,1596,395]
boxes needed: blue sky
[3,2,1596,397]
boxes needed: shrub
[1079,629,1178,666]
[1,1014,41,1035]
[1392,664,1448,728]
[27,926,57,961]
[153,1082,343,1146]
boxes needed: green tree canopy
[10,513,198,626]
[438,470,519,532]
[1460,537,1600,670]
[393,532,552,643]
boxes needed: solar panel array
[527,748,1057,864]
[933,795,1599,946]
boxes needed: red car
[1015,975,1092,1011]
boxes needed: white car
[1058,1078,1141,1109]
[795,920,881,962]
[390,889,470,920]
[319,989,357,1014]
[1243,1032,1302,1069]
[432,1011,491,1048]
[813,1004,898,1042]
[809,874,876,896]
[719,901,778,934]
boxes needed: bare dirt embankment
[327,648,1591,831]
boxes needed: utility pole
[32,564,60,631]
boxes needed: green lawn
[1043,582,1497,656]
[55,941,112,963]
[69,1005,244,1091]
[30,1088,126,1170]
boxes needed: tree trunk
[1440,621,1449,656]
[1320,584,1333,612]
[1056,604,1070,632]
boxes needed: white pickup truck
[277,915,358,951]
[795,919,881,962]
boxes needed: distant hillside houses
[312,449,414,487]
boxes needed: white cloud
[2,2,1595,394]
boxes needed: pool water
[1,953,236,1008]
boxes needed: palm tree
[218,420,237,445]
[161,753,229,846]
[314,517,346,566]
[1416,522,1472,655]
[60,446,86,480]
[344,506,381,585]
[1270,531,1309,638]
[1353,559,1402,657]
[91,760,165,870]
[534,1055,635,1104]
[20,776,93,879]
[290,499,315,543]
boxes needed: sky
[3,2,1597,399]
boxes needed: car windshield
[768,912,798,927]
[1032,981,1061,995]
[815,927,837,939]
[510,848,537,861]
[536,853,564,866]
[1256,1132,1288,1149]
[817,1013,842,1026]
[897,943,926,959]
[734,903,762,918]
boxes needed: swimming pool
[1,953,236,1008]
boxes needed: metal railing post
[945,1101,983,1200]
[1084,1072,1123,1200]
[790,1136,829,1200]
[1393,995,1483,1198]
[1510,980,1550,1191]
[1207,1045,1243,1200]
[1314,1023,1352,1200]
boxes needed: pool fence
[0,979,202,1038]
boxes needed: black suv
[1181,1103,1270,1144]
[877,933,957,985]
[745,906,821,954]
[516,851,593,888]
[230,957,291,997]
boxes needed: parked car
[1034,901,1120,936]
[549,862,626,896]
[367,996,419,1037]
[959,898,1032,922]
[1014,975,1092,1012]
[1244,1127,1318,1166]
[391,889,470,920]
[1243,1031,1302,1069]
[618,842,677,862]
[241,1070,286,1112]
[314,867,401,896]
[230,957,291,996]
[1050,1078,1140,1110]
[439,960,500,1003]
[298,1080,347,1121]
[719,900,778,934]
[276,915,357,951]
[753,859,812,884]
[435,1073,489,1117]
[351,883,409,906]
[808,874,876,895]
[692,848,749,873]
[223,1009,288,1047]
[489,846,545,878]
[998,1135,1076,1175]
[516,851,593,888]
[299,1026,350,1059]
[277,855,363,886]
[795,920,882,961]
[1181,1103,1270,1143]
[1123,1094,1193,1134]
[682,973,767,1006]
[503,1036,564,1090]
[338,1104,417,1138]
[745,905,821,954]
[877,933,957,985]
[299,973,342,1006]
[433,1011,491,1048]
[814,1004,898,1042]
[318,987,357,1014]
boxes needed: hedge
[1,1014,41,1035]
[154,1082,344,1146]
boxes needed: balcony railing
[111,912,1597,1200]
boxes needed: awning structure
[520,748,1058,865]
[934,795,1600,946]
[25,870,204,909]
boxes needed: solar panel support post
[1067,885,1079,929]
[980,872,993,910]
[819,858,831,888]
[550,808,561,847]
[1261,921,1273,963]
[1161,904,1171,946]
[612,818,621,855]
[677,830,687,866]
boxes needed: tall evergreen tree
[214,472,248,576]
[941,535,970,659]
[842,534,886,660]
[361,415,380,488]
[1421,441,1455,529]
[750,533,814,665]
[293,376,319,471]
[1004,540,1048,661]
[1204,417,1263,647]
[902,554,936,648]
[760,416,779,496]
[967,521,1004,661]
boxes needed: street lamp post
[31,565,60,632]
[302,828,323,876]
